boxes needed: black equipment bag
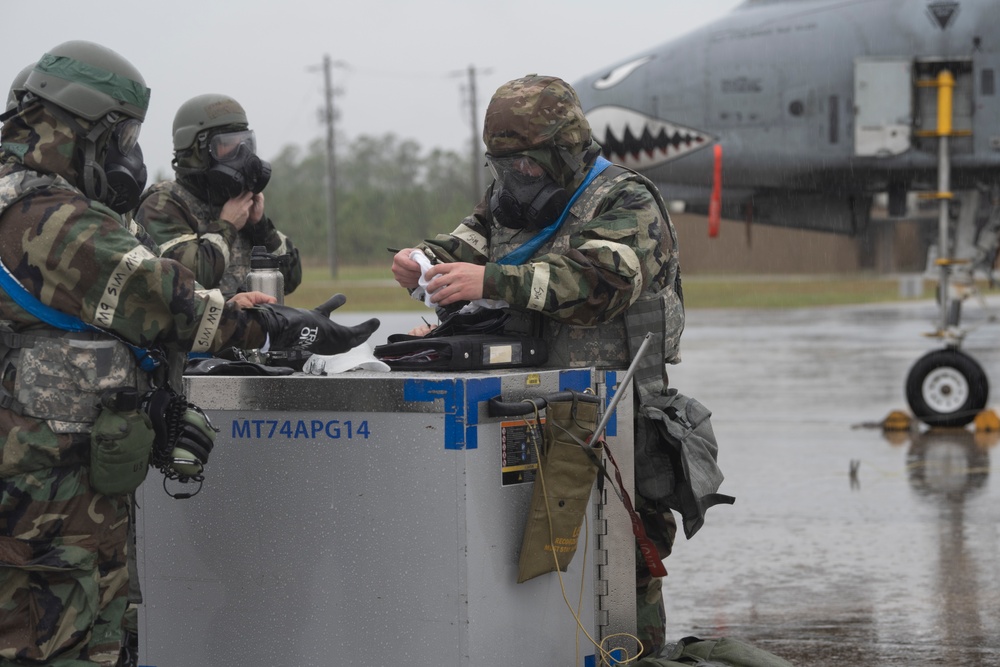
[374,308,547,371]
[374,334,546,371]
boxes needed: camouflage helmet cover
[23,40,149,121]
[483,75,592,157]
[172,93,249,151]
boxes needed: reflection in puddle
[902,429,995,663]
[666,423,1000,667]
[904,429,992,499]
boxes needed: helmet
[171,94,269,204]
[23,40,149,121]
[172,93,248,151]
[5,62,35,114]
[483,75,592,157]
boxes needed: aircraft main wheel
[905,348,989,427]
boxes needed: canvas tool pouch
[517,393,601,583]
[90,389,155,496]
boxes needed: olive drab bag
[517,392,602,583]
[636,388,735,539]
[635,636,795,667]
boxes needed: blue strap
[0,258,160,372]
[497,156,612,267]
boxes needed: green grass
[286,266,426,312]
[285,265,938,311]
[678,275,935,309]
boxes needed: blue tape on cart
[403,377,501,450]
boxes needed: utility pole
[454,64,491,205]
[468,64,481,203]
[310,55,344,278]
[322,55,338,278]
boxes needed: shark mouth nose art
[585,105,714,170]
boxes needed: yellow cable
[523,407,643,666]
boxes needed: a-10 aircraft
[572,0,1000,427]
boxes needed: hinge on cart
[593,373,614,638]
[594,489,612,635]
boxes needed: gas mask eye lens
[114,119,141,155]
[209,130,256,161]
[511,156,544,177]
[486,157,500,183]
[486,154,546,187]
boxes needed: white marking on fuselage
[593,56,655,90]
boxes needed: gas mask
[204,129,271,204]
[487,154,568,230]
[104,119,147,214]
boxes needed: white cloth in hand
[410,249,510,312]
[409,250,435,308]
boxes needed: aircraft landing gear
[905,348,989,427]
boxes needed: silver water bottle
[246,245,284,305]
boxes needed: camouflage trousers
[635,493,677,658]
[0,466,129,667]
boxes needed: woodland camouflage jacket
[137,179,302,299]
[0,103,266,474]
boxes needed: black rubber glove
[247,214,277,246]
[254,294,380,355]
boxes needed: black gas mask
[104,119,147,214]
[487,154,568,230]
[204,129,271,205]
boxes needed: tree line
[262,134,480,267]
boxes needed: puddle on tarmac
[661,302,1000,666]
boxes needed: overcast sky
[2,0,744,179]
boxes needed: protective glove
[254,294,380,356]
[247,214,277,246]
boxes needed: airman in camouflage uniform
[137,94,301,299]
[0,42,377,667]
[391,74,683,656]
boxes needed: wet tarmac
[353,298,1000,666]
[662,299,1000,666]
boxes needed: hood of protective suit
[0,101,88,187]
[483,75,597,189]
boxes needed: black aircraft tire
[905,349,989,427]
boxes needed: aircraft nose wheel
[905,348,989,427]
